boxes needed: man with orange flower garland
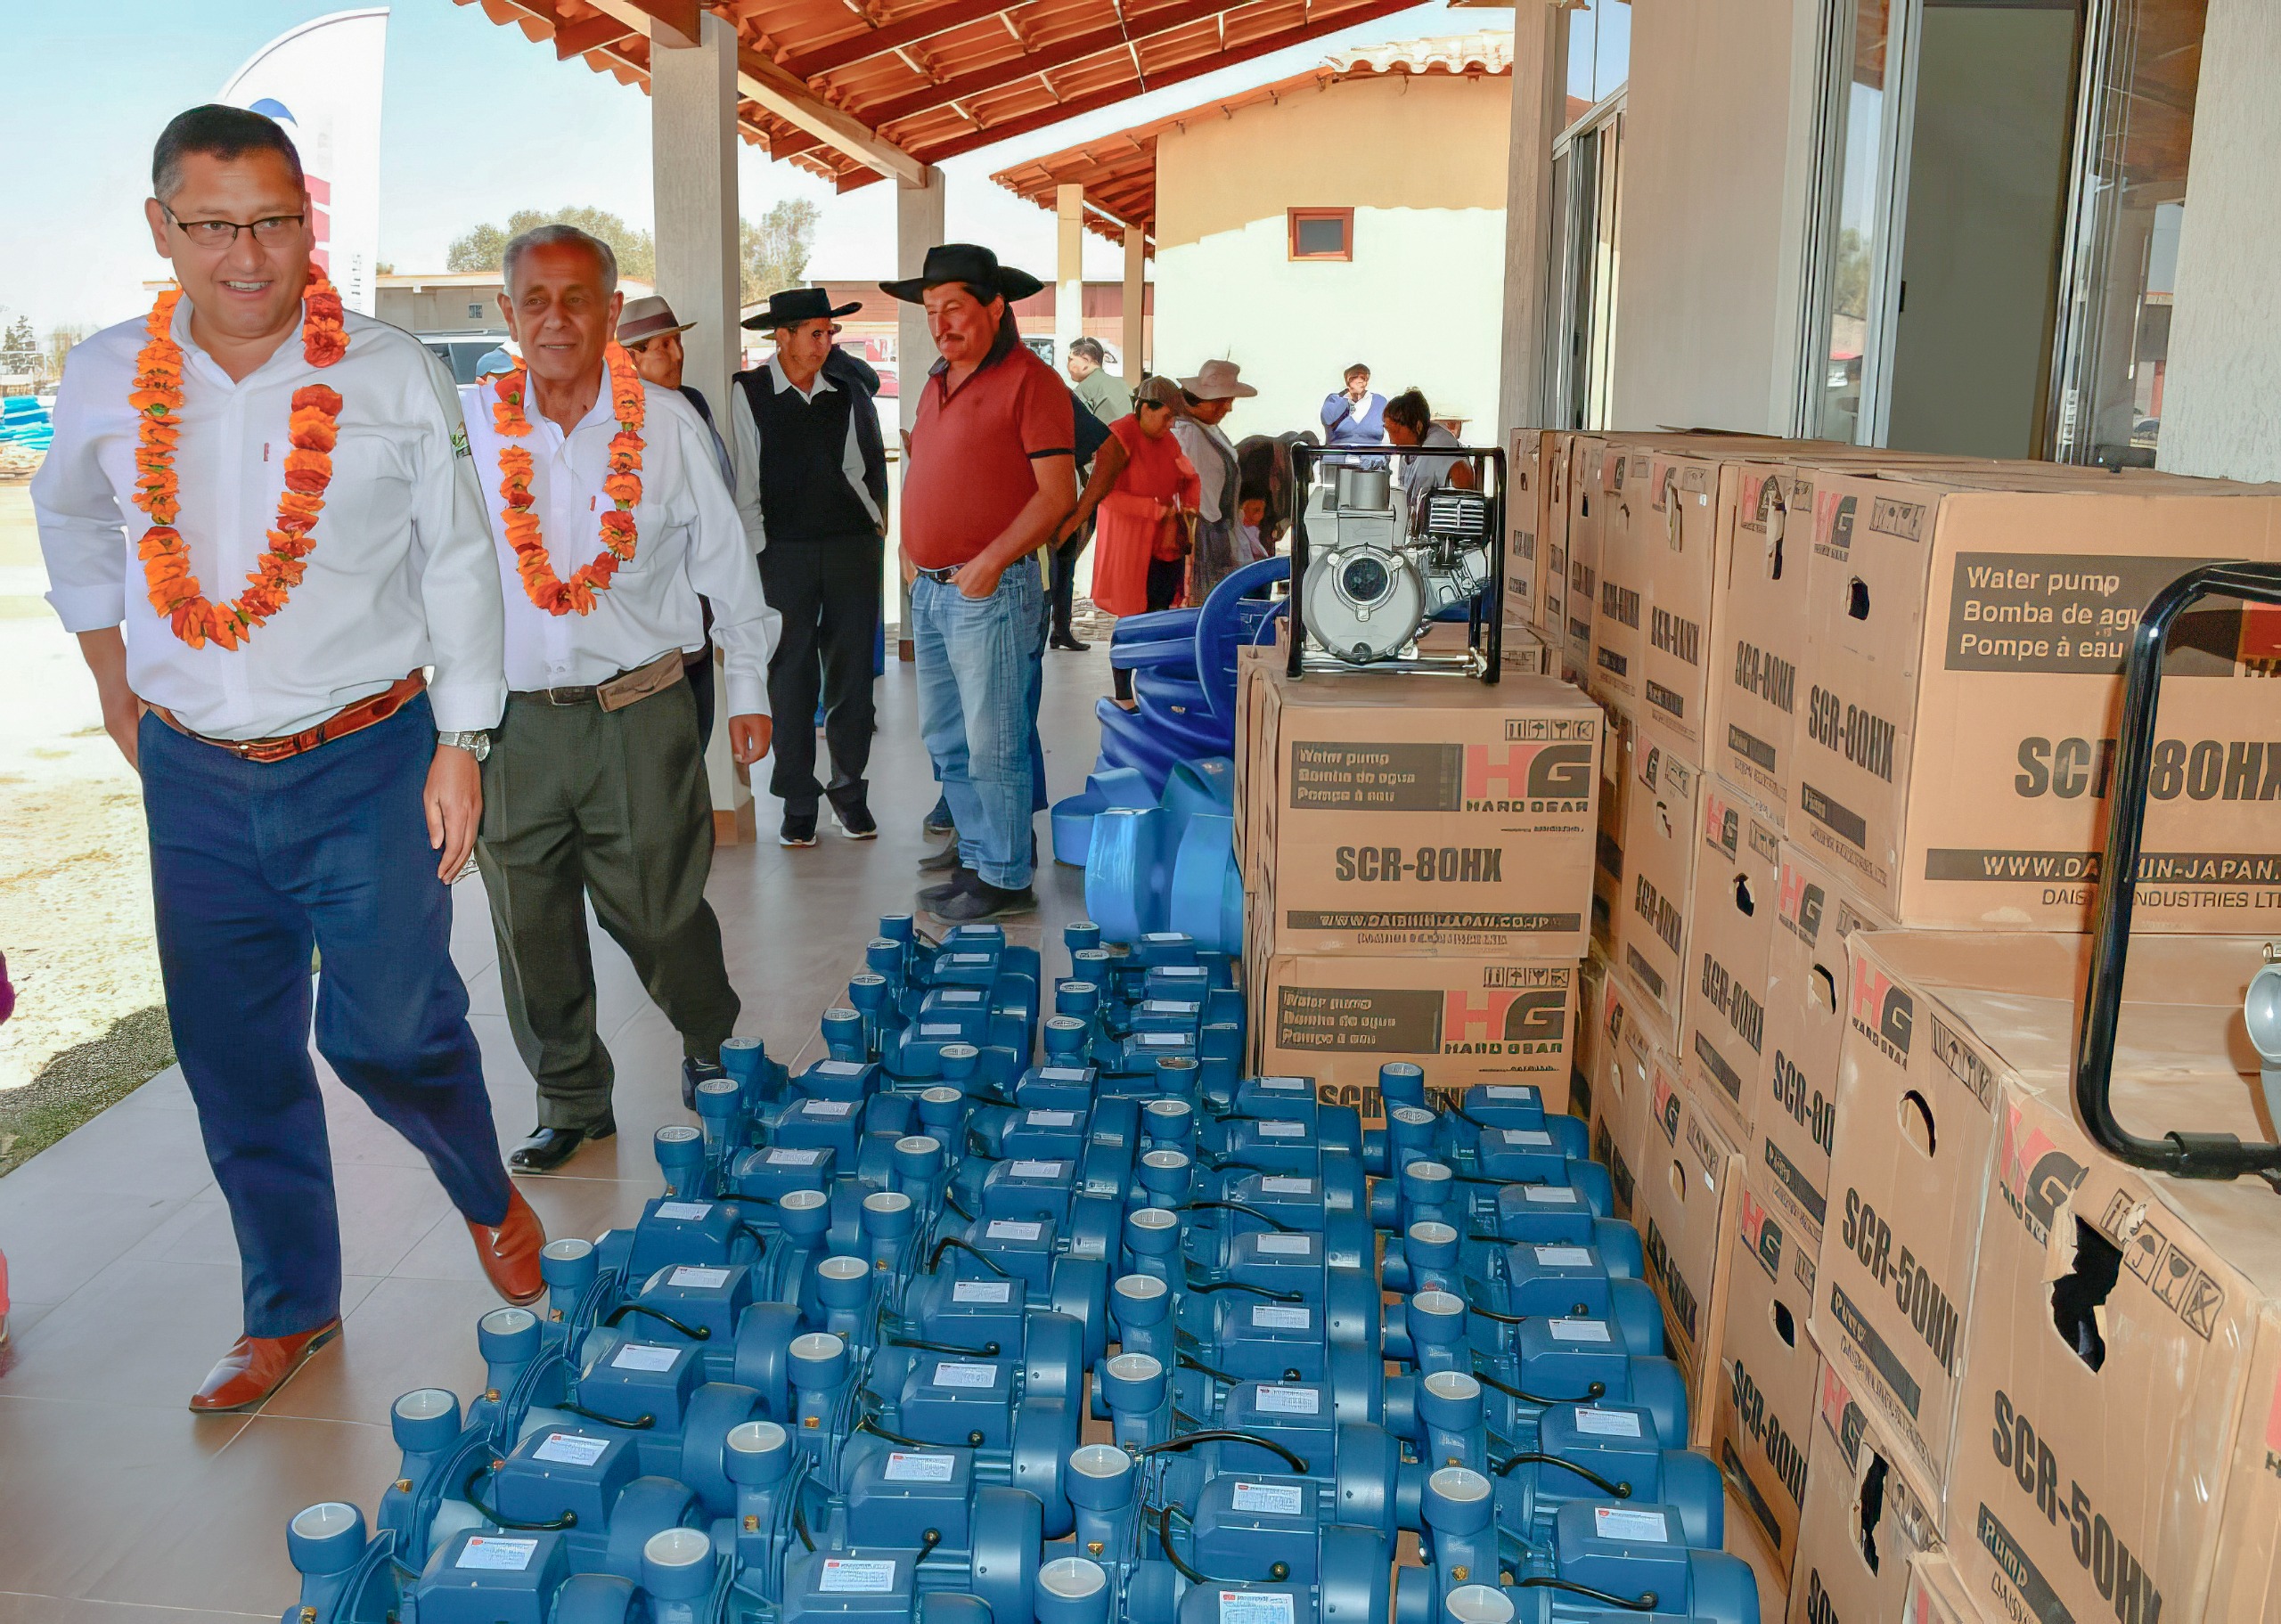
[31,105,542,1411]
[462,224,779,1173]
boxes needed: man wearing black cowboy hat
[729,285,891,845]
[885,244,1075,922]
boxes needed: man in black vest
[731,288,890,845]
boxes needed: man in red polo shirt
[884,244,1075,920]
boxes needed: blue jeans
[912,558,1045,888]
[141,694,512,1337]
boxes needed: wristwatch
[437,729,492,762]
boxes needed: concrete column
[1122,224,1146,382]
[894,166,946,657]
[1055,183,1086,363]
[2159,0,2281,480]
[650,9,751,842]
[1495,2,1570,438]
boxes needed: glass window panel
[1813,0,1893,444]
[1566,1,1632,107]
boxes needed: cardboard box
[1811,929,2281,1514]
[1562,435,1604,681]
[1589,441,1651,715]
[1680,776,1783,1145]
[1707,462,1816,828]
[1505,428,1543,630]
[1725,1490,1792,1624]
[1902,1552,1992,1624]
[1538,430,1574,641]
[1612,738,1705,1034]
[1591,697,1638,955]
[1638,1064,1745,1430]
[1787,1363,1942,1624]
[1235,642,1278,885]
[1756,843,1893,1245]
[1584,969,1662,1224]
[1950,1085,2281,1624]
[1250,665,1599,958]
[1713,1169,1822,1573]
[1631,448,1733,763]
[1569,948,1609,1126]
[1250,950,1578,1121]
[1788,466,2281,930]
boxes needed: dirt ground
[0,475,169,1165]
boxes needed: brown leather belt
[511,649,686,713]
[152,673,428,764]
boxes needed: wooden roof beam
[863,0,1234,127]
[784,0,1019,79]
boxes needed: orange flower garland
[489,344,645,616]
[129,261,346,649]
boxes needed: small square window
[468,303,484,319]
[1288,208,1354,262]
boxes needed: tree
[1831,225,1871,322]
[0,314,35,379]
[42,324,88,384]
[448,207,657,285]
[740,199,820,306]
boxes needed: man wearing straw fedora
[883,244,1075,922]
[729,286,890,846]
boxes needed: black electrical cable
[913,1528,944,1568]
[855,1415,930,1450]
[1175,1351,1240,1386]
[1135,1430,1308,1474]
[1469,1367,1607,1407]
[556,1400,657,1431]
[461,1464,576,1530]
[890,1335,1002,1357]
[1179,1200,1296,1235]
[1518,1577,1657,1612]
[1464,1299,1527,1326]
[1491,1451,1631,1498]
[1183,1277,1305,1303]
[941,1191,974,1222]
[793,1498,817,1552]
[928,1236,1010,1277]
[602,1303,710,1342]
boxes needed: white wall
[2160,0,2281,482]
[1609,0,1811,433]
[1152,72,1510,443]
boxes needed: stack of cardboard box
[1513,428,2281,1623]
[1235,643,1601,1121]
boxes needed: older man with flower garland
[32,104,539,1412]
[464,224,779,1173]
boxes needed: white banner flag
[220,8,389,315]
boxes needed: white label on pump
[1533,1246,1594,1269]
[952,1280,1014,1303]
[919,1024,961,1038]
[932,1360,1000,1389]
[1484,1086,1534,1100]
[1258,1077,1306,1091]
[1522,1186,1576,1204]
[817,1060,865,1077]
[986,1220,1043,1242]
[456,1536,537,1571]
[1574,1408,1644,1439]
[1259,1177,1313,1195]
[1217,1591,1296,1624]
[1254,1384,1320,1416]
[1255,1234,1313,1256]
[611,1342,681,1371]
[1143,1000,1200,1016]
[1548,1318,1612,1343]
[1503,1130,1554,1147]
[1230,1481,1305,1515]
[654,1202,711,1220]
[885,1452,957,1482]
[1027,1111,1079,1127]
[1251,1305,1312,1330]
[768,1148,822,1166]
[531,1433,610,1466]
[1593,1506,1671,1544]
[951,952,992,965]
[805,1100,855,1119]
[1010,1160,1067,1179]
[1039,1067,1089,1083]
[819,1557,898,1593]
[1256,1122,1304,1138]
[1139,1033,1185,1048]
[940,989,983,1005]
[667,1266,731,1289]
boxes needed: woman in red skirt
[1059,376,1200,704]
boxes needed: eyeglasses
[160,204,307,249]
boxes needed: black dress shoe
[929,879,1037,922]
[1050,631,1090,652]
[919,868,977,910]
[511,1119,614,1173]
[683,1057,727,1111]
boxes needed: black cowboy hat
[879,242,1044,306]
[740,285,863,331]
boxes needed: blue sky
[1,0,1626,337]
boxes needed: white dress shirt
[32,305,505,739]
[728,354,883,553]
[463,370,779,719]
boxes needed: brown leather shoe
[467,1187,546,1306]
[188,1319,341,1413]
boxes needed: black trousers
[1050,519,1091,637]
[1113,556,1188,702]
[685,649,715,755]
[758,534,883,817]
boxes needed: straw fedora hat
[1179,359,1257,400]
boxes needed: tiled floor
[0,645,1111,1620]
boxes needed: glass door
[1543,95,1627,431]
[1799,0,1901,444]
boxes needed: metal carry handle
[1286,439,1508,682]
[2075,560,2281,1180]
